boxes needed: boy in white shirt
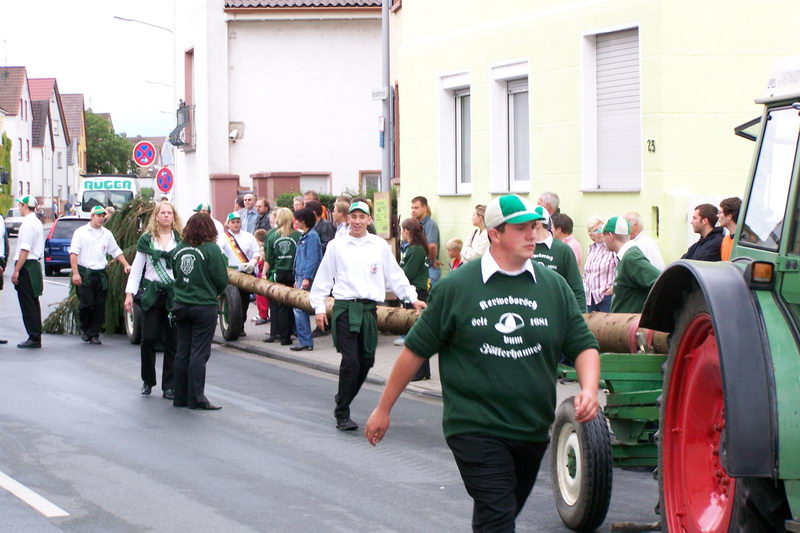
[11,196,45,348]
[69,206,131,344]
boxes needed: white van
[76,175,141,218]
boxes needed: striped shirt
[583,241,618,306]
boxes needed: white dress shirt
[125,233,177,294]
[0,214,5,258]
[310,232,418,315]
[220,228,260,270]
[14,212,44,261]
[69,224,123,269]
[632,232,665,270]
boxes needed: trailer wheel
[550,397,613,532]
[219,284,243,341]
[659,287,790,533]
[124,304,143,345]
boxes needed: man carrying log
[309,200,425,432]
[365,194,600,532]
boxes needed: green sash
[77,265,108,291]
[22,259,43,297]
[331,299,378,359]
[136,232,179,312]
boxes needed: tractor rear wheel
[219,284,243,341]
[659,286,790,533]
[550,397,613,532]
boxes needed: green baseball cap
[349,201,371,215]
[485,195,543,229]
[90,205,107,216]
[17,195,36,207]
[602,216,630,235]
[227,212,241,222]
[194,203,211,212]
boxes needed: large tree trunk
[228,271,667,353]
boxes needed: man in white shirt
[70,206,131,344]
[193,202,226,249]
[220,212,261,333]
[11,196,45,348]
[310,200,425,431]
[624,211,665,270]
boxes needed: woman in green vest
[397,218,431,380]
[124,201,182,399]
[263,207,301,345]
[170,213,229,410]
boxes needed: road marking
[0,470,69,518]
[44,280,69,287]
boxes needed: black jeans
[269,271,294,343]
[446,433,549,533]
[333,308,376,420]
[76,274,106,339]
[15,266,41,341]
[141,292,177,390]
[172,304,218,408]
[405,289,429,379]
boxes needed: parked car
[5,208,25,236]
[44,216,85,276]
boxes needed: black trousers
[15,266,41,341]
[172,304,218,408]
[333,308,376,420]
[446,433,549,533]
[269,271,294,343]
[405,289,429,379]
[238,288,250,330]
[141,292,177,390]
[76,274,106,339]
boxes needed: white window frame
[490,59,530,194]
[455,89,471,191]
[581,23,642,192]
[438,71,471,195]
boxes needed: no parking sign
[156,167,174,193]
[132,141,156,167]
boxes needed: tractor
[549,57,800,532]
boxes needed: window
[438,72,471,194]
[299,174,330,194]
[360,171,381,193]
[54,119,59,136]
[582,27,641,191]
[455,89,471,187]
[20,99,23,120]
[57,152,63,169]
[26,140,29,161]
[18,138,22,160]
[490,60,530,192]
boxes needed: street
[0,242,659,533]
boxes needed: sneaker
[393,336,405,346]
[254,317,268,326]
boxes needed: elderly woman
[460,204,488,263]
[170,213,229,410]
[125,201,182,398]
[582,216,619,313]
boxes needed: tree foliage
[0,134,12,213]
[85,110,133,174]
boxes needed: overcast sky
[2,0,176,137]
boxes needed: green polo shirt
[611,244,660,313]
[405,258,598,442]
[533,237,586,311]
[399,244,429,292]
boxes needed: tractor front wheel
[659,286,790,533]
[219,284,243,341]
[550,397,613,532]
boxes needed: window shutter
[596,28,640,189]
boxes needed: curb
[212,336,443,401]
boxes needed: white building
[0,67,35,198]
[29,78,70,205]
[171,0,383,215]
[30,100,54,202]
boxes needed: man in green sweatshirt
[364,194,600,532]
[531,205,586,311]
[603,216,661,313]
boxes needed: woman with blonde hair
[582,215,618,313]
[263,207,301,344]
[460,204,488,263]
[124,201,183,398]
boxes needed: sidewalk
[213,307,444,400]
[213,306,584,405]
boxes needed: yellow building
[391,0,800,264]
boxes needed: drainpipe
[380,0,391,193]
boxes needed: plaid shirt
[583,241,618,306]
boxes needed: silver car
[5,208,25,236]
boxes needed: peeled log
[228,271,667,353]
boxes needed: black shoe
[336,417,358,431]
[410,374,431,382]
[89,337,102,345]
[190,402,221,411]
[312,329,329,338]
[290,345,313,351]
[17,339,41,349]
[0,339,8,344]
[163,388,175,400]
[240,331,247,337]
[81,333,90,342]
[263,336,278,343]
[141,383,152,395]
[280,339,293,346]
